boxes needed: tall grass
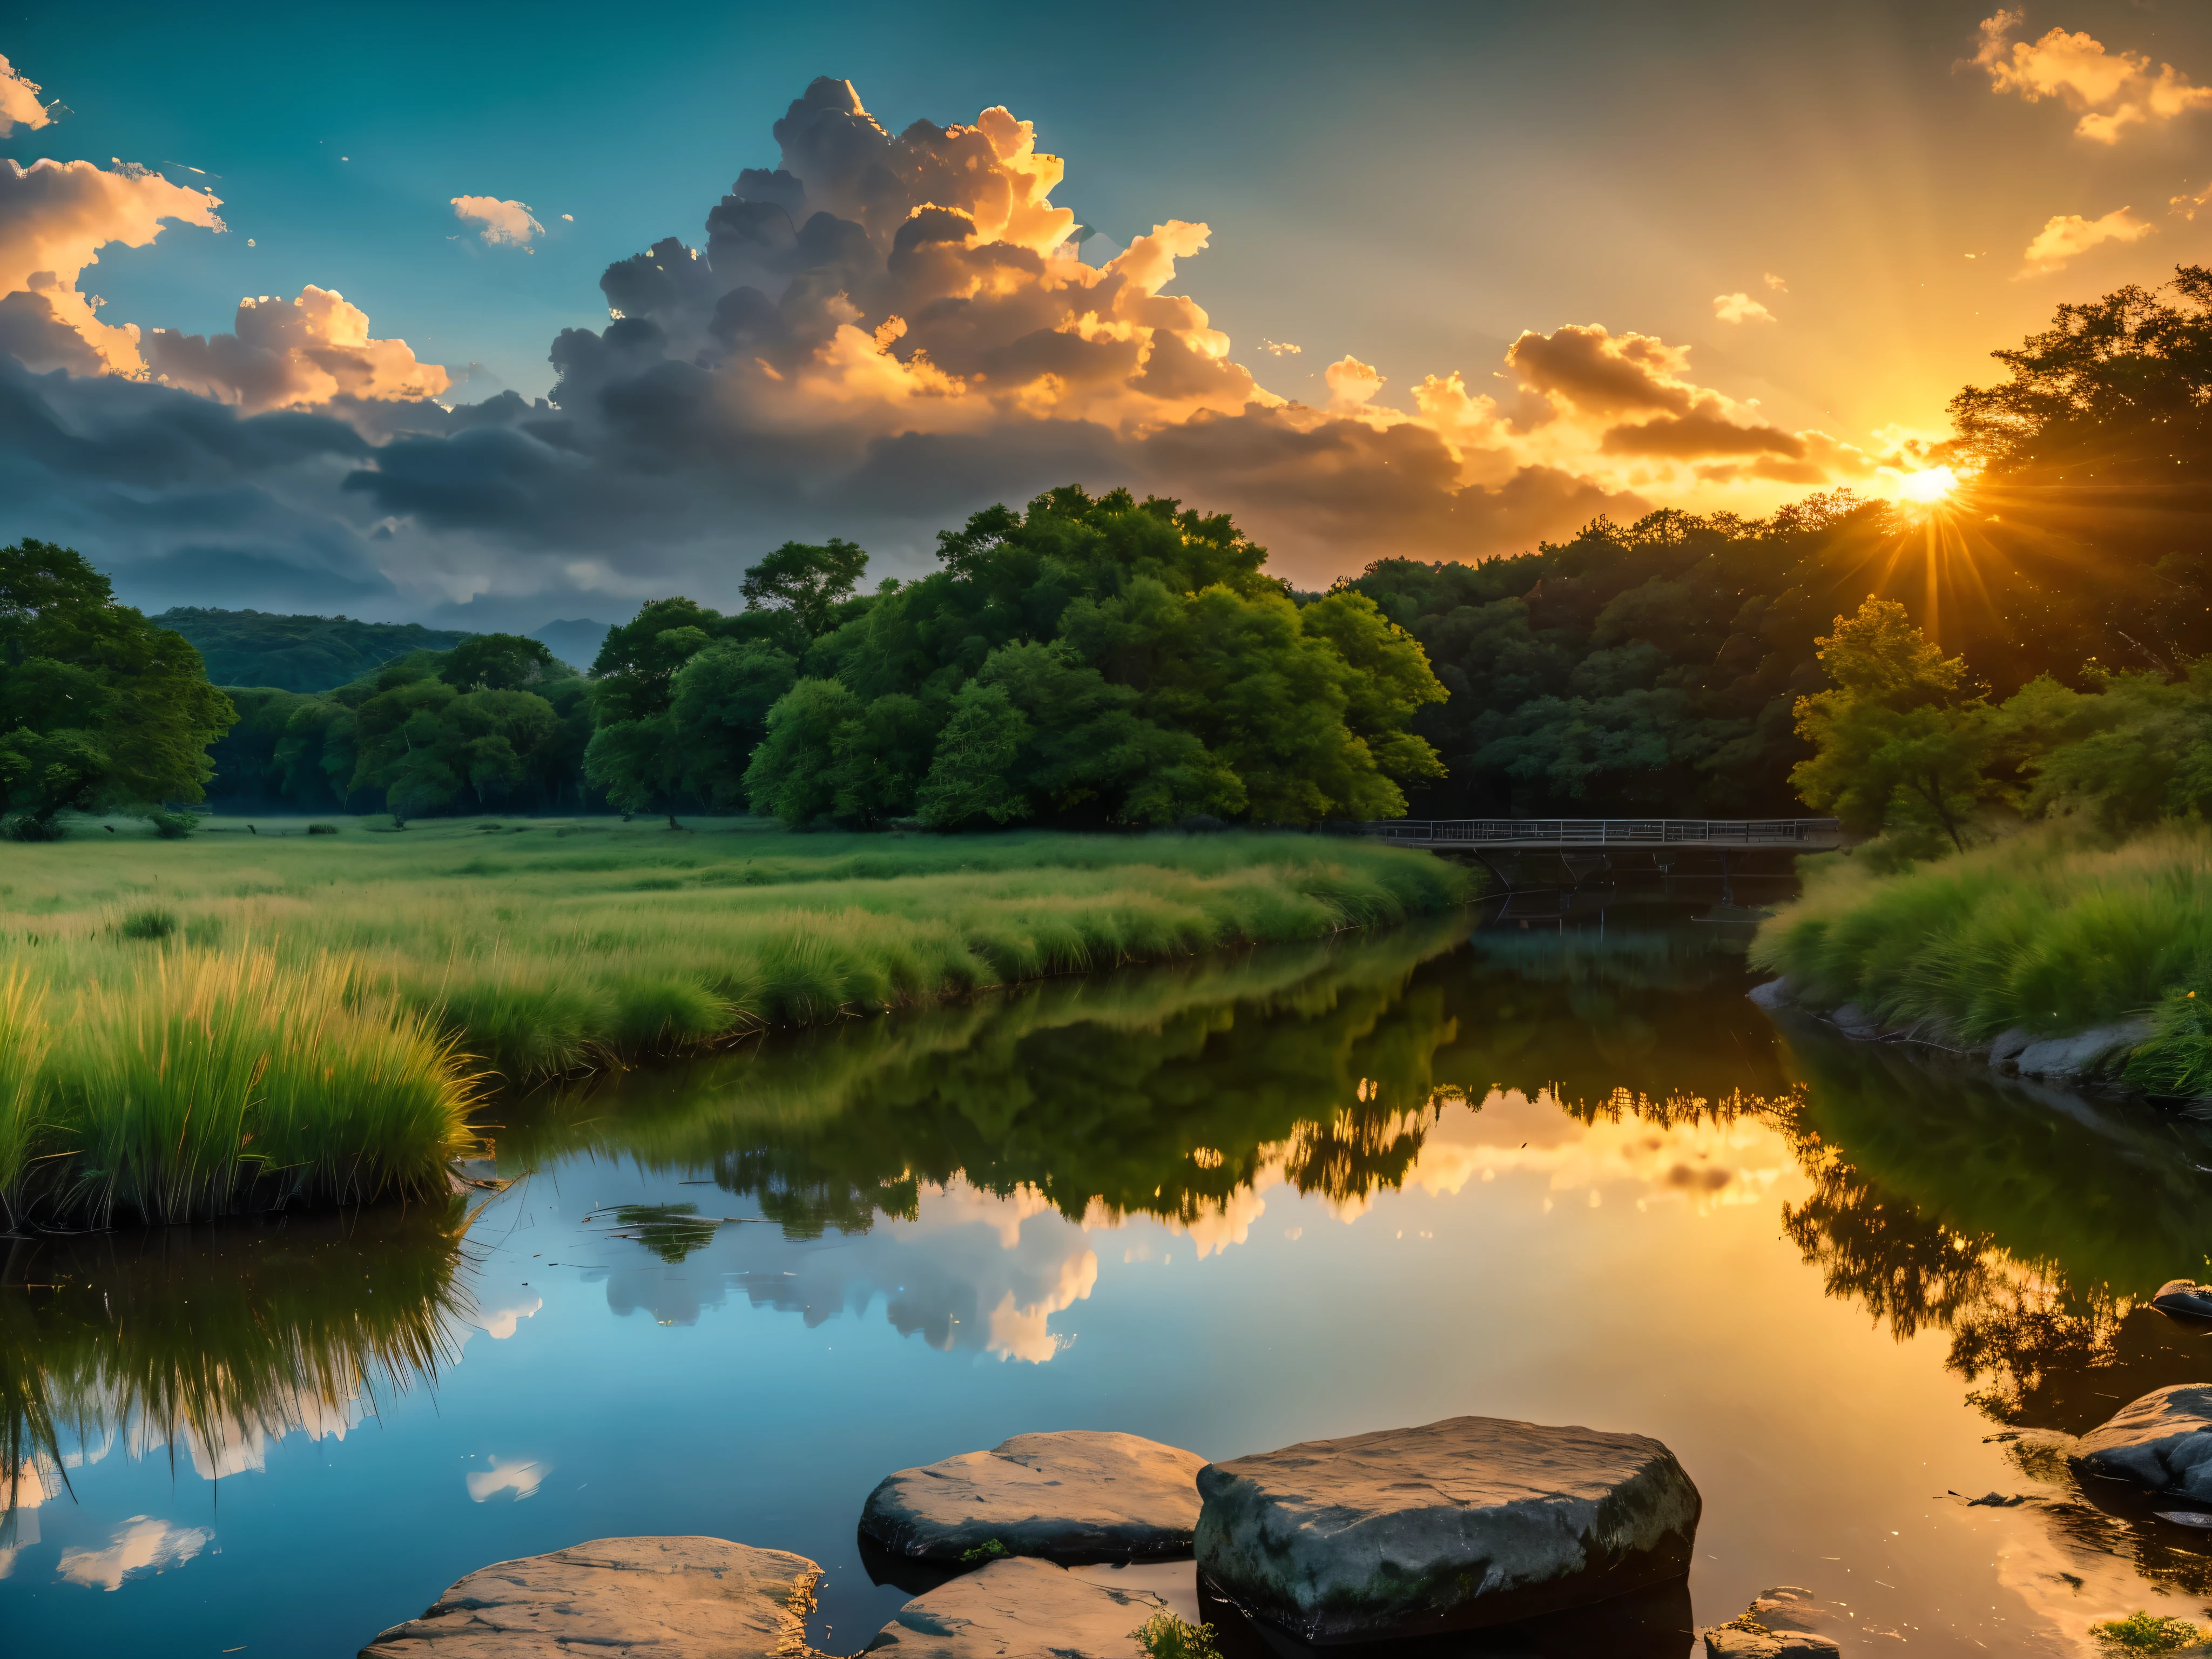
[0,818,1472,1223]
[1751,827,2212,1080]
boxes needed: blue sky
[7,1,2212,623]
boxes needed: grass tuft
[2090,1611,2202,1653]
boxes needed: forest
[9,266,2212,840]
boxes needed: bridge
[1359,818,1845,852]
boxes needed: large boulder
[860,1555,1167,1657]
[2070,1384,2212,1503]
[861,1430,1206,1564]
[2151,1282,2212,1323]
[359,1536,819,1658]
[1194,1415,1700,1644]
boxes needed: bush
[307,822,339,835]
[1,813,60,842]
[1131,1612,1221,1659]
[145,809,199,839]
[111,907,178,942]
[2090,1611,2201,1653]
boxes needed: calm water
[9,909,2212,1657]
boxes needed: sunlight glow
[1896,466,1959,505]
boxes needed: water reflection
[10,916,2212,1648]
[1,1205,473,1563]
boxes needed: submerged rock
[2070,1384,2212,1503]
[1701,1586,1844,1656]
[358,1536,819,1658]
[2153,1281,2212,1323]
[2011,1020,2149,1081]
[860,1430,1206,1564]
[1747,977,1795,1010]
[860,1555,1166,1656]
[1827,1002,1884,1037]
[1193,1414,1700,1644]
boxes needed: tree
[1790,598,2001,855]
[914,682,1030,828]
[740,539,871,639]
[744,678,868,826]
[441,632,559,691]
[669,640,799,811]
[348,667,564,826]
[0,540,236,837]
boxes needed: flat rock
[1986,1026,2035,1067]
[360,1535,819,1658]
[1827,1001,1882,1036]
[860,1556,1165,1657]
[2071,1385,2212,1503]
[2152,1282,2212,1322]
[861,1431,1205,1563]
[1701,1586,1844,1656]
[1193,1414,1700,1645]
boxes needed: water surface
[8,913,2212,1657]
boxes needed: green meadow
[0,815,1471,1226]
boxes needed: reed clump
[0,818,1471,1224]
[1751,826,2212,1087]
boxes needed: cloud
[465,1455,550,1501]
[2019,205,2153,273]
[56,1517,213,1591]
[2174,181,2212,221]
[0,157,223,372]
[1974,9,2212,143]
[1712,292,1775,324]
[144,286,449,410]
[0,52,52,136]
[1257,338,1300,356]
[1763,272,1788,292]
[0,73,1880,618]
[451,195,543,248]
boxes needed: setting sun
[1896,466,1960,505]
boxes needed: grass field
[1750,826,2212,1091]
[0,814,1472,1225]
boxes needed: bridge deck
[1361,818,1844,852]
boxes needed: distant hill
[531,618,610,673]
[156,609,615,691]
[156,608,477,693]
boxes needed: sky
[5,0,2212,629]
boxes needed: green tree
[441,632,559,691]
[669,640,799,811]
[1790,598,2001,855]
[740,538,871,639]
[744,678,868,826]
[0,540,236,837]
[348,672,563,826]
[915,682,1031,828]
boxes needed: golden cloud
[451,195,544,249]
[2018,205,2153,274]
[1713,292,1776,325]
[0,51,51,136]
[145,286,450,411]
[1975,9,2212,143]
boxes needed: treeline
[154,608,478,694]
[1348,264,2212,820]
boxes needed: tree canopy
[1,541,237,836]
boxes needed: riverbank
[1749,827,2212,1094]
[0,818,1471,1226]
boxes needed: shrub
[2090,1611,2202,1653]
[145,809,200,839]
[112,907,178,942]
[307,822,339,835]
[1131,1612,1221,1659]
[1,813,61,842]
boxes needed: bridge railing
[1360,818,1842,846]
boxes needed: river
[6,907,2212,1656]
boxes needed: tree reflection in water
[1,1205,473,1547]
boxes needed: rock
[1827,1001,1883,1036]
[1703,1630,1840,1658]
[860,1555,1165,1657]
[1747,977,1795,1010]
[2071,1385,2212,1503]
[1193,1414,1700,1644]
[2012,1020,2150,1081]
[1986,1026,2035,1068]
[1700,1587,1843,1657]
[359,1536,819,1658]
[860,1430,1205,1564]
[2152,1281,2212,1323]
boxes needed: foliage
[739,538,871,637]
[0,541,238,833]
[152,606,474,693]
[746,487,1444,828]
[960,1539,1013,1564]
[2088,1611,2202,1653]
[0,948,478,1228]
[1790,598,2004,854]
[0,818,1472,1095]
[1131,1612,1221,1659]
[1752,827,2212,1062]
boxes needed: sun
[1895,466,1959,505]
